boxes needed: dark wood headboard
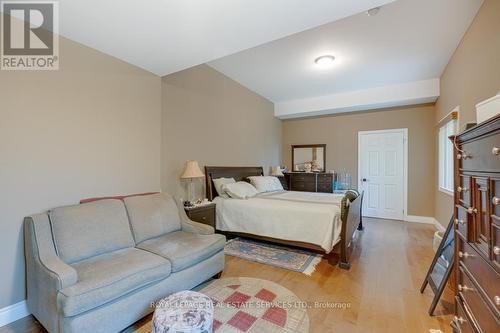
[205,166,264,201]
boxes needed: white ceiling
[209,0,483,107]
[53,0,397,76]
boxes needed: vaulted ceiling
[54,0,397,76]
[209,0,483,118]
[5,0,483,118]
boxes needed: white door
[358,129,406,220]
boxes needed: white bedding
[258,190,344,205]
[213,191,344,253]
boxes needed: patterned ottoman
[152,290,214,333]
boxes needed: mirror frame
[291,144,326,172]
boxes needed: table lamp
[269,166,284,177]
[180,160,204,204]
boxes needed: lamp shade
[269,166,284,177]
[180,160,204,179]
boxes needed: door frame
[357,128,408,220]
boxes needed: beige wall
[434,0,500,227]
[282,105,436,217]
[0,36,162,308]
[161,64,281,199]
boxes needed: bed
[204,166,363,269]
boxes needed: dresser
[283,172,334,193]
[451,114,500,333]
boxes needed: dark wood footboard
[335,191,363,270]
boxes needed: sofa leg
[213,271,223,279]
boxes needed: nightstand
[184,203,216,228]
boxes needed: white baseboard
[404,215,435,224]
[404,215,446,232]
[0,300,30,328]
[433,219,446,232]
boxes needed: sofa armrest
[25,214,78,332]
[25,214,78,289]
[182,219,215,235]
[42,256,79,289]
[175,197,215,235]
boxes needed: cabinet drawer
[317,183,333,193]
[455,204,472,240]
[453,296,476,333]
[459,133,500,172]
[458,267,499,331]
[491,218,500,271]
[187,209,215,226]
[290,182,315,192]
[458,236,500,316]
[458,175,472,207]
[317,173,333,181]
[492,179,500,271]
[491,178,500,221]
[290,178,316,192]
[471,177,491,258]
[291,174,313,182]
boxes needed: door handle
[362,178,367,182]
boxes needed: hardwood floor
[0,217,454,333]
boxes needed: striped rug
[224,238,322,275]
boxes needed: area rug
[132,277,309,333]
[224,238,322,275]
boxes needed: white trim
[275,78,440,119]
[358,128,408,221]
[0,300,29,328]
[433,220,446,232]
[404,215,446,232]
[404,215,436,224]
[438,186,454,197]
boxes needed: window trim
[438,186,454,197]
[438,117,457,197]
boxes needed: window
[439,119,457,194]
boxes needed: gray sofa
[24,193,225,333]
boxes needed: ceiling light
[366,7,380,16]
[314,55,335,68]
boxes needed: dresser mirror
[291,144,326,172]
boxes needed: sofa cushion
[124,193,181,243]
[50,200,135,264]
[58,248,171,317]
[137,231,225,272]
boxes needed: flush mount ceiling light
[314,55,335,68]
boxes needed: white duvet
[213,191,344,253]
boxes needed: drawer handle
[453,315,467,325]
[458,284,474,293]
[457,186,468,193]
[458,251,475,259]
[466,207,477,214]
[454,218,465,226]
[495,296,500,306]
[493,197,500,206]
[493,147,500,155]
[457,152,472,160]
[494,246,500,256]
[201,216,206,220]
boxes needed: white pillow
[248,176,284,193]
[212,177,235,198]
[222,181,258,199]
